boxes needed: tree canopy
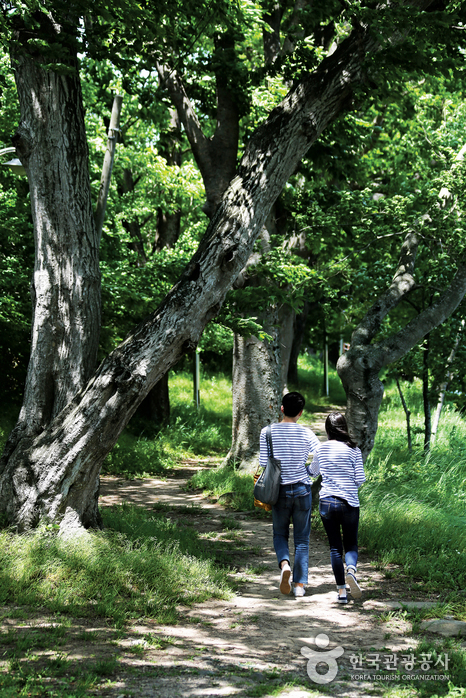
[2,0,466,527]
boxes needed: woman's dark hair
[325,412,357,448]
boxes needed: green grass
[0,504,232,626]
[101,370,232,477]
[293,352,347,411]
[188,461,258,512]
[0,497,247,698]
[361,380,466,590]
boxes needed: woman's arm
[308,449,320,477]
[354,448,366,486]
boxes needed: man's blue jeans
[319,496,359,587]
[272,482,312,584]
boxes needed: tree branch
[380,259,466,366]
[351,230,419,346]
[156,62,208,167]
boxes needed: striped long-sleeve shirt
[259,422,320,485]
[309,440,366,507]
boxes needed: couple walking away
[258,392,366,604]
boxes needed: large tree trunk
[228,201,293,468]
[226,315,282,471]
[337,346,386,460]
[1,3,439,531]
[10,16,100,441]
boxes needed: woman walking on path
[310,412,366,604]
[259,392,320,597]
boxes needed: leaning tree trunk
[226,315,282,471]
[337,230,466,461]
[1,3,438,531]
[10,19,101,441]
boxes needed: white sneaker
[293,585,306,597]
[345,570,362,599]
[279,564,291,594]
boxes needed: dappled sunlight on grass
[189,463,261,513]
[0,506,233,626]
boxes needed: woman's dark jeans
[272,482,312,584]
[319,496,359,587]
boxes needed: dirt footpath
[97,408,434,698]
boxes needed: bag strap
[266,424,274,459]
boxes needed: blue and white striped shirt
[259,422,320,485]
[310,440,366,507]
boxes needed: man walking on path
[259,392,320,597]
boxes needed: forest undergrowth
[0,355,465,595]
[0,355,465,696]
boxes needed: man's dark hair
[282,391,305,418]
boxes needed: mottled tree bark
[226,319,282,471]
[3,12,102,529]
[10,16,100,440]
